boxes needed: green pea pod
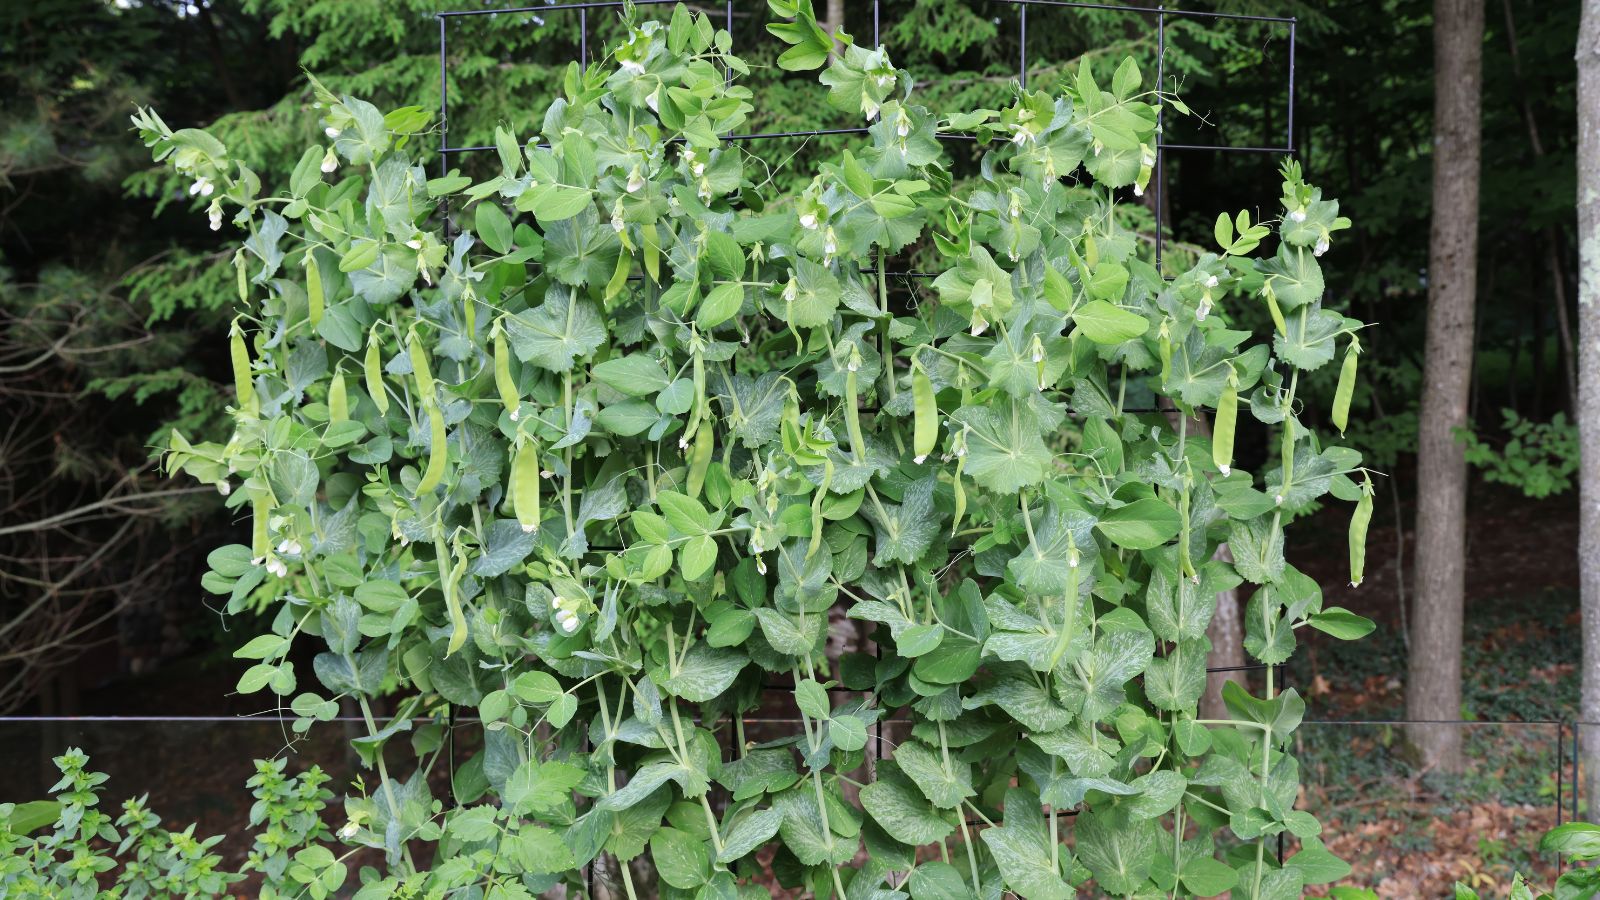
[808,457,833,560]
[1332,338,1359,435]
[512,441,541,534]
[438,534,469,657]
[1349,475,1373,587]
[950,457,967,537]
[912,366,936,464]
[305,252,324,328]
[493,322,519,417]
[1213,382,1237,476]
[685,348,706,443]
[408,330,435,403]
[234,250,248,303]
[229,320,258,416]
[1263,285,1287,337]
[1179,476,1195,581]
[328,368,348,424]
[687,420,714,499]
[843,346,867,463]
[642,222,661,283]
[463,288,476,345]
[416,401,447,495]
[1278,418,1295,505]
[251,493,270,562]
[364,332,389,416]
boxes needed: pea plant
[135,2,1374,896]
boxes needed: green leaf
[679,533,718,581]
[979,789,1072,900]
[1076,809,1159,895]
[1306,607,1376,640]
[951,398,1053,494]
[1286,846,1352,885]
[828,714,867,752]
[860,773,955,846]
[475,202,513,255]
[716,808,784,863]
[592,354,671,397]
[697,282,745,329]
[658,643,746,702]
[505,289,607,372]
[503,759,584,815]
[650,826,710,889]
[1095,498,1181,550]
[894,741,973,809]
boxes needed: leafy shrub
[131,2,1373,896]
[0,748,335,898]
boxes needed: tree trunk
[1405,0,1483,773]
[1201,544,1245,720]
[1575,0,1600,817]
[822,0,846,46]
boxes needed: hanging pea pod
[416,401,447,495]
[683,346,706,447]
[328,367,348,424]
[408,329,435,404]
[1179,473,1196,582]
[234,250,249,303]
[364,330,389,416]
[1213,377,1238,476]
[686,419,715,499]
[1278,418,1295,505]
[229,319,258,417]
[1157,320,1173,386]
[492,320,519,418]
[437,531,469,657]
[912,365,936,464]
[305,251,324,328]
[642,221,661,283]
[1263,284,1288,337]
[842,344,867,463]
[1349,473,1373,587]
[250,492,270,562]
[808,457,833,560]
[1332,336,1360,435]
[462,284,477,345]
[512,441,542,534]
[950,426,970,536]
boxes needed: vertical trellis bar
[580,8,588,74]
[873,0,880,46]
[1018,6,1028,89]
[1287,18,1297,150]
[438,15,451,239]
[1154,7,1165,271]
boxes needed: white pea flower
[896,115,910,138]
[217,481,231,496]
[325,126,340,139]
[823,228,838,257]
[1314,237,1329,256]
[863,99,880,121]
[697,179,712,203]
[1011,129,1030,146]
[406,239,423,250]
[620,59,645,75]
[550,596,564,611]
[320,147,338,173]
[646,89,660,113]
[1068,548,1081,569]
[782,277,798,305]
[266,557,288,578]
[276,538,303,556]
[845,355,860,374]
[611,200,626,234]
[208,201,223,232]
[1133,182,1145,198]
[1289,209,1306,223]
[756,556,767,575]
[692,162,705,177]
[1219,463,1231,476]
[189,176,213,197]
[1204,274,1220,288]
[1031,344,1044,364]
[627,167,645,193]
[560,616,580,634]
[1275,493,1285,506]
[509,408,521,422]
[338,821,360,840]
[799,211,818,230]
[1196,298,1212,321]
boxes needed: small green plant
[0,748,335,898]
[1452,822,1600,899]
[129,1,1375,896]
[1459,409,1578,499]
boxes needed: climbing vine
[137,2,1372,896]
